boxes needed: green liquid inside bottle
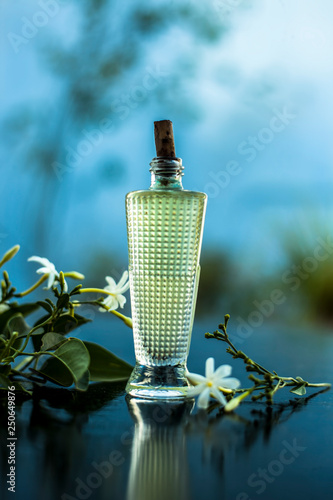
[125,157,207,399]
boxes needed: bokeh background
[2,0,333,344]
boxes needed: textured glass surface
[126,188,207,367]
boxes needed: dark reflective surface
[1,322,333,500]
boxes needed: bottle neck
[149,157,184,190]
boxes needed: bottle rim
[149,157,184,178]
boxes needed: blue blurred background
[2,0,333,336]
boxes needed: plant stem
[12,316,53,360]
[72,299,133,328]
[79,287,116,296]
[301,382,330,388]
[222,333,272,376]
[15,274,48,297]
[110,310,132,328]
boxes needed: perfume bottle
[125,120,207,399]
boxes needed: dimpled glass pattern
[126,189,207,366]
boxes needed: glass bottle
[125,121,207,399]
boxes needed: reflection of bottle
[125,120,207,399]
[126,398,193,500]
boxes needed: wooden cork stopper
[154,120,176,157]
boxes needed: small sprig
[0,245,133,396]
[205,314,331,411]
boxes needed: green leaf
[76,369,90,391]
[290,384,307,396]
[33,359,73,386]
[53,314,78,334]
[3,313,30,339]
[36,338,90,388]
[74,313,92,326]
[32,314,52,351]
[57,293,70,310]
[83,341,133,382]
[37,301,53,314]
[41,332,66,351]
[0,303,39,335]
[15,303,40,317]
[1,311,30,356]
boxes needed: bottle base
[125,363,190,400]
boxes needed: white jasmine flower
[186,357,241,409]
[28,256,68,292]
[99,271,130,312]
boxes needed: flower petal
[210,386,227,407]
[187,383,206,398]
[116,293,126,309]
[46,273,54,289]
[205,357,215,378]
[197,387,211,409]
[218,377,241,390]
[186,372,206,385]
[117,270,129,289]
[36,270,45,275]
[213,364,232,380]
[106,296,118,311]
[117,281,130,294]
[28,256,50,266]
[102,296,111,307]
[29,256,56,274]
[36,267,52,275]
[105,276,116,290]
